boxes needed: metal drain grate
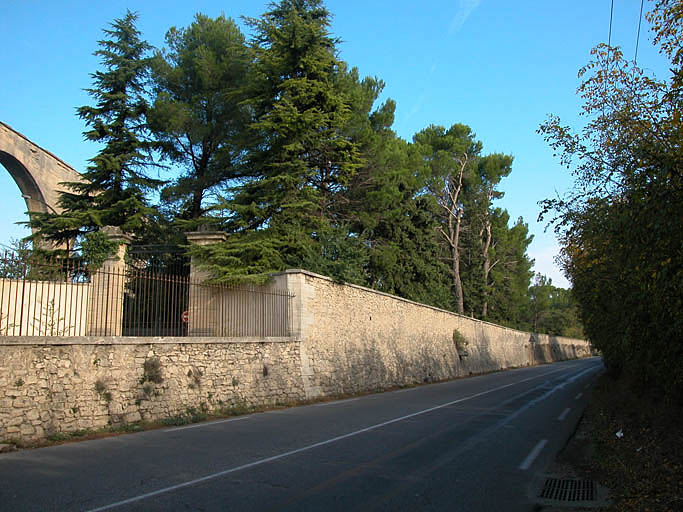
[539,478,596,502]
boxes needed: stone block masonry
[273,269,591,398]
[0,269,591,444]
[0,338,305,442]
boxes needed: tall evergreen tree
[242,0,360,225]
[415,124,482,314]
[30,10,159,249]
[148,14,252,228]
[335,68,451,302]
[524,275,583,337]
[195,0,361,283]
[460,153,514,317]
[485,210,534,328]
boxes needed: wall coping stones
[273,269,587,345]
[0,336,299,346]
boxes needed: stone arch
[0,121,84,229]
[0,149,49,215]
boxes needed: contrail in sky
[448,0,482,35]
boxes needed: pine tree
[485,211,534,327]
[415,124,482,314]
[30,10,159,250]
[460,153,514,317]
[195,0,361,283]
[149,14,251,228]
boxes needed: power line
[635,0,644,64]
[608,0,614,46]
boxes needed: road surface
[0,357,603,511]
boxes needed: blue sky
[0,0,670,287]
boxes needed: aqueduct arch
[0,121,83,220]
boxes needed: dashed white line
[163,416,249,432]
[519,439,548,470]
[575,392,583,400]
[557,408,571,421]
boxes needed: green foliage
[80,231,117,269]
[19,4,560,336]
[452,329,469,355]
[524,274,583,337]
[299,224,368,285]
[482,211,534,328]
[414,123,483,314]
[187,230,287,285]
[414,124,534,319]
[94,379,106,394]
[205,0,361,281]
[344,106,453,307]
[29,10,160,249]
[161,406,208,426]
[187,367,202,389]
[149,14,251,224]
[0,238,33,279]
[539,0,683,400]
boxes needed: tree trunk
[450,156,467,315]
[435,153,468,315]
[481,215,492,317]
[451,208,465,314]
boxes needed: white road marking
[315,398,360,407]
[86,363,601,512]
[557,408,571,421]
[163,416,249,432]
[519,439,548,470]
[395,387,417,393]
[575,392,583,400]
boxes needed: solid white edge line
[314,398,360,407]
[519,439,548,470]
[163,416,249,432]
[86,362,600,512]
[557,408,571,421]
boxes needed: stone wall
[0,269,591,444]
[0,337,304,442]
[275,270,591,398]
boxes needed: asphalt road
[0,357,603,512]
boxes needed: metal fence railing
[0,252,90,336]
[0,251,293,338]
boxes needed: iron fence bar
[0,273,5,336]
[135,267,142,336]
[18,259,27,336]
[67,266,74,335]
[29,272,37,336]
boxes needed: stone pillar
[87,226,132,336]
[185,231,227,336]
[270,269,322,398]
